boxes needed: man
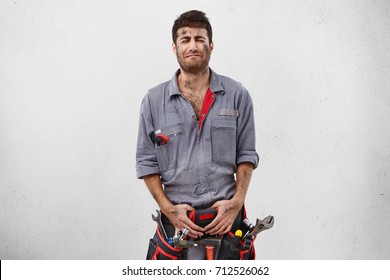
[136,10,259,260]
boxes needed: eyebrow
[194,35,206,40]
[178,34,206,40]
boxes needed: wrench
[242,215,274,249]
[152,210,168,240]
[251,215,274,237]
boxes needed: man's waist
[163,175,235,195]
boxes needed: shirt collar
[168,68,225,99]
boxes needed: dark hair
[172,10,213,44]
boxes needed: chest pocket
[211,116,237,163]
[155,124,188,171]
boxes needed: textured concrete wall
[1,0,389,259]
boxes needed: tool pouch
[146,226,185,260]
[217,208,256,260]
[217,232,256,260]
[239,240,256,260]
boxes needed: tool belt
[146,207,256,260]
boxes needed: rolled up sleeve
[236,90,259,169]
[135,97,160,179]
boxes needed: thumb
[209,201,220,209]
[182,204,195,212]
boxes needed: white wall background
[1,0,389,259]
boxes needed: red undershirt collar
[198,88,215,130]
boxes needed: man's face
[172,27,214,74]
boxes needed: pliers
[150,130,170,146]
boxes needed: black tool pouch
[216,208,256,260]
[217,231,256,260]
[240,242,256,260]
[146,227,185,260]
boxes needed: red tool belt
[146,207,256,260]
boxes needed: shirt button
[211,95,215,99]
[201,113,205,117]
[192,115,196,119]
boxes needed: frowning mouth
[185,53,202,58]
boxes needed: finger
[178,226,202,239]
[208,202,219,209]
[175,224,202,239]
[182,213,203,230]
[204,211,223,231]
[175,216,204,237]
[173,207,205,237]
[206,215,234,235]
[187,223,205,237]
[204,219,218,231]
[205,217,226,234]
[174,227,181,235]
[206,223,224,235]
[187,232,202,239]
[218,223,232,235]
[175,222,203,234]
[220,224,232,235]
[182,204,196,212]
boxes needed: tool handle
[156,134,169,145]
[205,245,214,260]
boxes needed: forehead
[176,26,208,38]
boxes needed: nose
[188,39,198,51]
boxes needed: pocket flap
[218,109,239,117]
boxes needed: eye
[180,37,190,43]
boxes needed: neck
[178,67,210,91]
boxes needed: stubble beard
[176,45,211,75]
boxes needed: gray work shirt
[136,69,259,209]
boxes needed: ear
[209,41,214,53]
[172,42,177,55]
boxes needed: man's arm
[143,174,204,238]
[204,162,254,235]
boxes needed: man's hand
[203,199,242,235]
[162,204,205,239]
[143,174,204,238]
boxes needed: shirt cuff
[236,153,259,169]
[136,166,161,179]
